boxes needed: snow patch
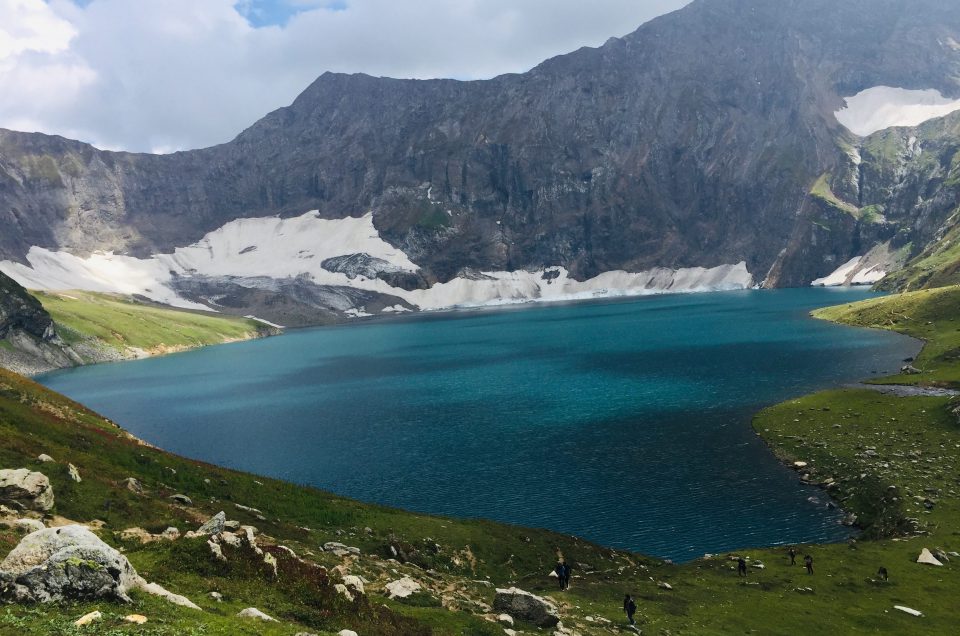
[835,86,960,137]
[244,315,285,329]
[0,211,755,315]
[812,242,901,287]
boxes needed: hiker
[878,566,888,581]
[788,547,797,565]
[623,594,637,625]
[554,561,566,590]
[561,560,572,590]
[804,554,814,575]
[737,557,747,577]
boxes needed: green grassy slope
[3,288,960,634]
[34,291,271,362]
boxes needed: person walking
[623,594,637,626]
[561,561,572,590]
[877,566,888,581]
[804,554,814,575]
[788,547,797,565]
[737,557,747,577]
[554,561,565,590]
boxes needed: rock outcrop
[0,525,140,603]
[0,469,55,512]
[0,525,200,609]
[0,273,79,374]
[493,587,560,628]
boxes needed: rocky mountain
[1,0,960,319]
[0,272,78,374]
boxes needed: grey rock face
[0,469,54,512]
[0,525,140,603]
[0,1,957,292]
[195,511,226,536]
[493,587,560,628]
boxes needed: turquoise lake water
[40,288,918,561]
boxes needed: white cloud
[0,0,690,153]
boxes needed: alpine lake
[39,287,918,561]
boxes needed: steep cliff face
[0,0,958,307]
[0,272,78,374]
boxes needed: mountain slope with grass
[0,271,278,376]
[2,288,960,634]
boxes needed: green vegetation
[810,173,860,217]
[4,286,960,634]
[34,291,268,361]
[876,216,960,292]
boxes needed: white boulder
[0,469,54,512]
[493,587,560,628]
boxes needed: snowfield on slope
[835,86,960,137]
[0,211,755,315]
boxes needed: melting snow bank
[811,242,905,287]
[0,210,754,317]
[835,86,960,137]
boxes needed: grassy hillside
[34,291,273,363]
[3,288,960,634]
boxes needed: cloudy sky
[0,0,690,153]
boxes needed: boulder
[0,469,54,512]
[36,455,54,464]
[338,631,359,636]
[124,614,148,624]
[342,574,365,595]
[15,519,45,534]
[121,478,144,494]
[385,576,421,599]
[237,607,275,621]
[497,613,515,626]
[901,365,922,375]
[917,548,943,566]
[493,587,560,628]
[0,525,140,603]
[195,511,226,536]
[0,525,200,609]
[169,494,192,505]
[323,541,360,557]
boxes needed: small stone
[169,494,192,505]
[917,548,943,566]
[36,455,54,463]
[894,605,923,617]
[67,464,81,483]
[210,591,224,602]
[498,613,515,626]
[124,614,148,624]
[74,610,102,626]
[237,607,276,621]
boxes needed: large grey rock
[195,511,226,536]
[0,525,139,603]
[493,587,560,628]
[0,469,54,512]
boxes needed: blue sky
[237,0,348,27]
[1,0,690,152]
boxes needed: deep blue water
[40,288,917,561]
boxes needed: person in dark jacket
[804,554,814,574]
[561,561,572,590]
[623,594,637,625]
[788,547,797,565]
[877,566,888,581]
[554,561,565,590]
[737,557,747,577]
